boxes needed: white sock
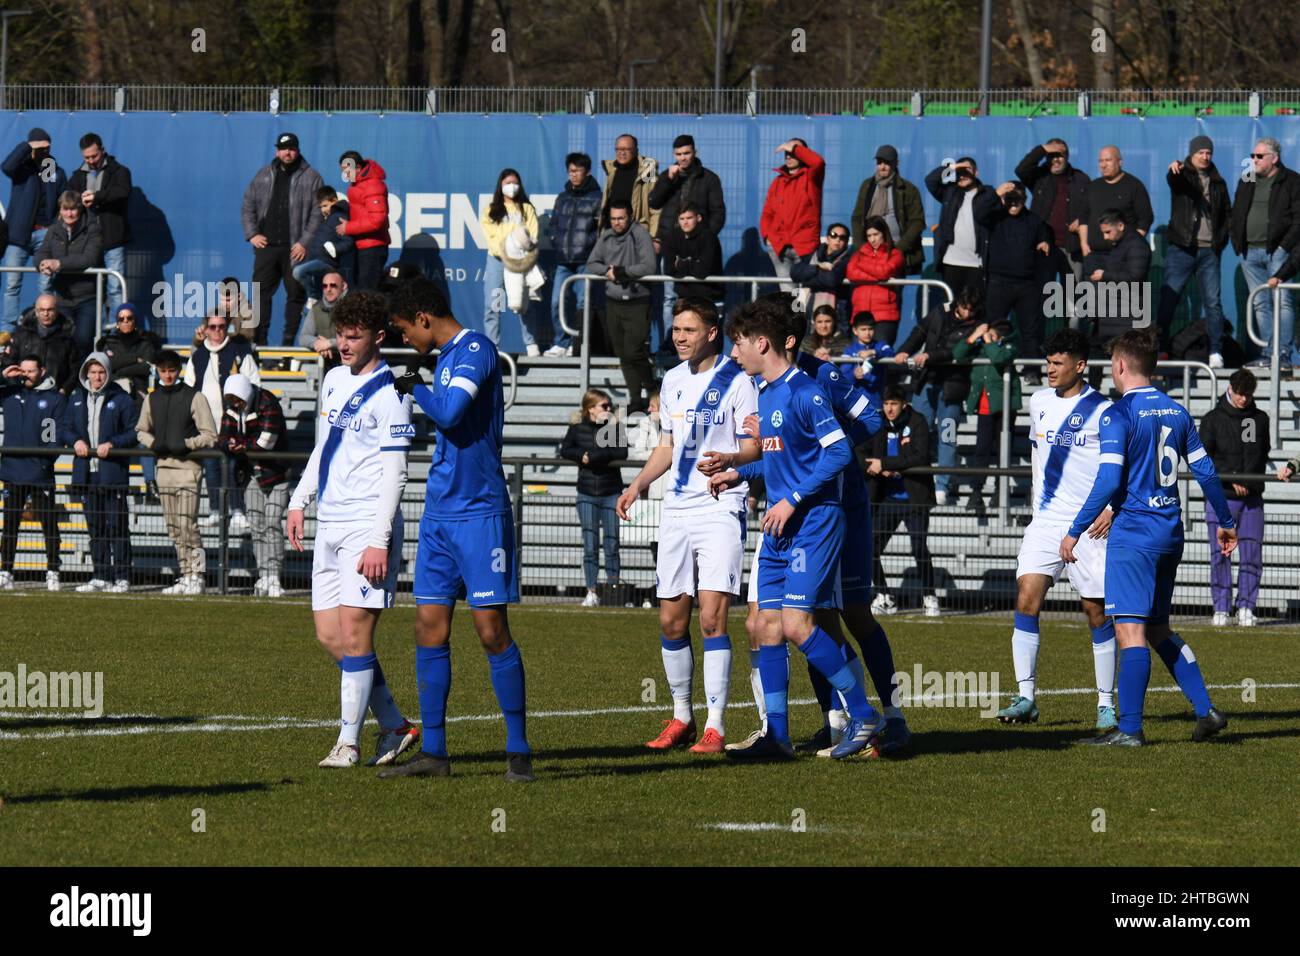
[1093,637,1117,709]
[749,650,766,728]
[338,659,375,748]
[1011,624,1040,700]
[829,708,849,733]
[702,635,732,735]
[661,635,694,723]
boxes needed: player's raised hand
[743,413,761,439]
[286,509,306,552]
[697,450,733,475]
[707,469,740,499]
[1218,526,1238,557]
[1059,533,1079,563]
[1086,507,1114,539]
[761,498,796,536]
[357,546,388,584]
[393,370,423,396]
[615,485,639,520]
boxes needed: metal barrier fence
[1243,280,1300,449]
[1,447,1294,621]
[0,265,129,343]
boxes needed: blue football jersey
[414,328,511,518]
[796,353,880,511]
[756,366,847,510]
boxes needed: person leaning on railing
[34,190,104,357]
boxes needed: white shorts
[656,508,746,599]
[1016,517,1106,599]
[311,516,403,612]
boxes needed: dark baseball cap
[275,133,300,150]
[875,145,899,165]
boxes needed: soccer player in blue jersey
[1061,329,1237,746]
[377,277,535,782]
[708,300,884,760]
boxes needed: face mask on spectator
[502,182,520,199]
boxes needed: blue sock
[415,645,452,757]
[1117,646,1151,735]
[807,662,835,714]
[841,642,868,709]
[800,626,878,724]
[758,644,790,742]
[488,642,529,754]
[1155,633,1212,718]
[856,623,899,711]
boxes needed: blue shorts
[840,498,873,606]
[756,504,844,611]
[414,512,519,607]
[1105,544,1180,624]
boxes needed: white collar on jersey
[450,329,468,347]
[1127,386,1157,394]
[782,366,799,383]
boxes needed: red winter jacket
[759,144,825,257]
[845,244,905,323]
[343,159,391,250]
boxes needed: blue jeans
[576,492,620,590]
[68,299,98,356]
[1157,245,1226,354]
[654,278,675,356]
[102,244,126,322]
[2,227,50,331]
[483,254,536,349]
[549,263,584,349]
[1241,246,1297,363]
[909,381,963,495]
[292,258,333,302]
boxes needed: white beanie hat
[223,373,254,404]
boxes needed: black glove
[393,370,422,396]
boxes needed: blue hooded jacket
[58,351,138,487]
[0,374,66,485]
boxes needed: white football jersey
[1028,384,1112,522]
[659,355,758,514]
[308,362,413,524]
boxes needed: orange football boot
[689,728,725,753]
[646,718,697,750]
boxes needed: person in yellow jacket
[601,135,661,241]
[481,169,543,355]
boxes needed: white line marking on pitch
[2,682,1296,742]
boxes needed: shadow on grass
[0,715,202,732]
[909,728,1090,755]
[1146,708,1300,723]
[3,781,280,805]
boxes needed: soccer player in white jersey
[996,329,1118,731]
[286,292,420,769]
[616,298,760,753]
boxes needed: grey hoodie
[584,222,658,300]
[79,350,112,472]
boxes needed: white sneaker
[252,576,269,596]
[198,513,221,529]
[264,580,285,598]
[923,594,941,617]
[525,343,542,357]
[318,742,360,769]
[182,575,205,596]
[76,578,108,593]
[161,577,188,595]
[0,570,13,590]
[581,589,599,607]
[1238,607,1256,627]
[543,344,573,357]
[934,490,949,506]
[1212,611,1230,627]
[1208,352,1224,369]
[871,592,898,615]
[227,511,250,534]
[109,579,130,593]
[46,571,60,592]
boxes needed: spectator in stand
[789,222,852,321]
[137,350,217,596]
[1079,145,1153,261]
[4,294,79,394]
[845,215,905,344]
[892,283,984,505]
[951,308,1020,509]
[2,128,66,331]
[926,157,992,299]
[975,182,1054,375]
[295,185,355,303]
[1084,209,1153,386]
[660,204,723,307]
[1232,137,1300,369]
[843,312,895,406]
[1015,138,1091,287]
[480,168,545,356]
[648,134,726,341]
[335,150,389,291]
[35,191,103,356]
[545,152,603,357]
[241,132,324,347]
[0,354,66,591]
[219,373,293,598]
[192,277,260,345]
[96,303,162,499]
[866,385,939,616]
[852,145,926,279]
[800,304,849,360]
[297,270,346,371]
[1158,136,1231,367]
[1198,369,1270,628]
[60,351,137,593]
[585,201,657,413]
[560,387,627,608]
[601,134,660,236]
[68,132,132,323]
[760,138,825,290]
[183,313,260,530]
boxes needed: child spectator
[295,186,356,304]
[560,388,627,607]
[951,311,1020,509]
[843,311,895,406]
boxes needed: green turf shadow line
[0,715,203,732]
[3,781,281,805]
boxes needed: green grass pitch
[2,594,1297,866]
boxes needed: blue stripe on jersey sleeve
[319,369,395,496]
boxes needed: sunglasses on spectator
[117,313,136,321]
[1251,153,1271,159]
[828,232,849,240]
[323,281,342,288]
[594,402,612,410]
[208,322,228,330]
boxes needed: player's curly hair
[388,276,451,323]
[332,291,390,334]
[1044,327,1090,362]
[1107,327,1158,377]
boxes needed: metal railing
[0,265,128,341]
[558,273,953,395]
[1243,280,1299,448]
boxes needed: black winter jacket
[34,216,103,306]
[96,327,161,400]
[1198,393,1271,499]
[1014,146,1092,256]
[661,225,723,301]
[924,166,993,269]
[1088,229,1152,283]
[647,160,726,243]
[868,405,935,505]
[560,418,627,497]
[67,154,133,250]
[1165,160,1230,252]
[1229,163,1300,256]
[896,303,973,404]
[974,190,1055,281]
[5,309,80,394]
[548,176,604,265]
